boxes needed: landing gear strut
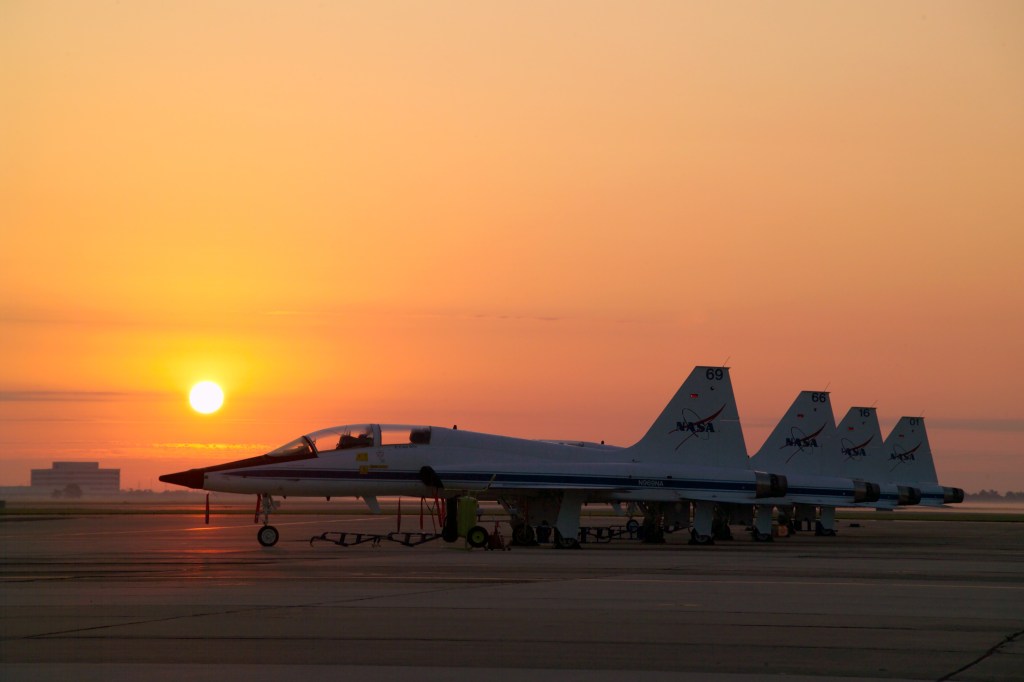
[690,500,715,545]
[256,493,280,547]
[816,506,838,536]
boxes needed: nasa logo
[669,405,726,450]
[841,436,874,461]
[638,479,664,487]
[888,443,921,469]
[676,420,716,434]
[781,424,827,463]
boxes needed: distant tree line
[966,489,1024,500]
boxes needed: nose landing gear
[255,493,280,547]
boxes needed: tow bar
[309,531,443,548]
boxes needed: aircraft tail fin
[823,406,885,480]
[882,417,939,484]
[750,391,836,476]
[628,366,749,469]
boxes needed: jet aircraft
[751,394,963,533]
[162,366,796,547]
[750,394,915,534]
[695,389,885,540]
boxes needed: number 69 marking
[705,368,724,381]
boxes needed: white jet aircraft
[750,393,914,535]
[161,366,792,547]
[753,396,964,533]
[699,390,880,539]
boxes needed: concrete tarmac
[2,509,1022,681]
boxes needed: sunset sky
[2,1,1022,493]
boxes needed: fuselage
[162,423,780,505]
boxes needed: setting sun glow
[1,3,1022,494]
[189,382,224,415]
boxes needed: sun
[189,381,224,414]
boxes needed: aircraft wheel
[441,526,459,543]
[751,529,773,543]
[553,531,580,549]
[689,530,714,546]
[466,525,490,548]
[257,525,279,547]
[512,523,536,545]
[625,519,640,534]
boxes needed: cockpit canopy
[265,437,314,459]
[265,424,431,458]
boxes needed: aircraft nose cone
[159,468,206,489]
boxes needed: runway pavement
[2,508,1022,681]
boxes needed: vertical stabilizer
[750,391,836,477]
[628,366,749,469]
[883,417,939,484]
[822,406,885,480]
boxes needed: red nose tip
[159,468,206,489]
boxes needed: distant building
[30,462,120,496]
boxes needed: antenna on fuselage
[453,424,458,430]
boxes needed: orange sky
[2,2,1022,492]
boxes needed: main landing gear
[256,493,280,547]
[553,530,580,549]
[689,529,714,545]
[511,522,536,546]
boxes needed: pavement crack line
[936,625,1024,681]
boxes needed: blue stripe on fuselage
[226,468,753,491]
[221,468,859,500]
